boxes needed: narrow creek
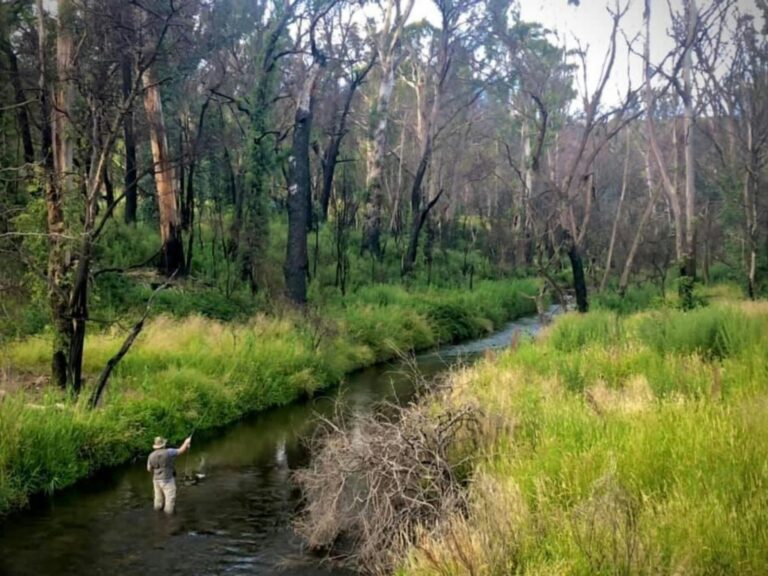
[0,309,555,576]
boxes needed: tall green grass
[403,301,768,575]
[637,305,763,360]
[0,279,538,516]
[592,284,663,314]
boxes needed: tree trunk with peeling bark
[362,0,414,259]
[744,125,759,299]
[142,65,185,275]
[362,63,396,259]
[682,0,698,284]
[42,0,75,389]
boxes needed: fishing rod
[188,400,212,439]
[182,403,211,482]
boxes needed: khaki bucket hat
[153,436,168,450]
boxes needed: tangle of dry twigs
[294,376,480,575]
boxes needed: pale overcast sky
[42,0,761,104]
[409,0,763,104]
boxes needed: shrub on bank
[0,279,538,516]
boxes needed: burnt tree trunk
[183,98,211,274]
[285,114,312,304]
[285,55,323,305]
[744,127,759,300]
[681,0,698,286]
[225,147,242,258]
[184,148,195,273]
[320,61,372,219]
[103,162,114,206]
[567,239,589,313]
[121,41,137,223]
[2,40,35,164]
[67,240,91,395]
[402,143,431,275]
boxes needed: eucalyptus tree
[284,0,342,304]
[539,3,639,312]
[361,0,414,259]
[238,0,298,294]
[400,0,485,276]
[642,0,734,306]
[33,0,184,391]
[315,4,376,222]
[695,3,768,298]
[488,3,575,269]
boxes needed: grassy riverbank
[0,279,538,517]
[403,301,768,575]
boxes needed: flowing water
[0,309,555,576]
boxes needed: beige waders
[153,479,177,514]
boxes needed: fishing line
[183,402,211,481]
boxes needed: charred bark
[744,131,759,300]
[183,98,211,274]
[567,238,589,313]
[320,59,373,219]
[285,112,312,303]
[2,40,35,164]
[285,55,323,304]
[121,42,138,223]
[401,155,442,276]
[682,0,698,284]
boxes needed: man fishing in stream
[147,435,192,513]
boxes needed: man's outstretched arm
[177,436,192,455]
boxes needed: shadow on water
[0,308,557,576]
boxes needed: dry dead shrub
[294,382,480,575]
[570,469,642,575]
[410,472,529,576]
[585,376,654,416]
